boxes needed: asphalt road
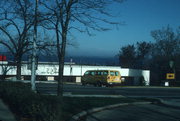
[36,83,180,121]
[85,104,180,121]
[36,83,180,98]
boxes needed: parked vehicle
[81,70,122,86]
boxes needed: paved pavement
[36,83,180,98]
[85,103,180,121]
[67,95,180,121]
[0,99,16,121]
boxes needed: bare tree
[0,0,34,80]
[136,41,152,69]
[0,0,52,81]
[117,41,152,69]
[41,0,124,97]
[150,26,180,85]
[118,44,136,68]
[137,42,152,59]
[151,25,180,58]
[0,63,14,81]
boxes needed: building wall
[0,62,150,85]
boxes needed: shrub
[0,81,62,121]
[139,76,147,86]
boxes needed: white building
[0,61,150,85]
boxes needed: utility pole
[31,0,38,91]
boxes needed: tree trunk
[56,32,66,121]
[57,33,66,96]
[57,60,64,96]
[16,59,22,80]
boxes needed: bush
[139,76,147,86]
[0,81,147,121]
[0,81,62,121]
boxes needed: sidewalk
[0,99,16,121]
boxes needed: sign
[165,82,169,86]
[166,73,175,80]
[0,55,6,61]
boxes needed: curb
[63,94,125,98]
[155,98,180,108]
[70,101,152,121]
[21,80,58,84]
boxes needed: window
[91,71,95,75]
[84,71,90,75]
[103,71,108,75]
[97,71,102,75]
[110,71,115,76]
[115,72,119,76]
[84,71,95,75]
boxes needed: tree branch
[0,26,17,51]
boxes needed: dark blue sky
[67,0,180,57]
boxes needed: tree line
[118,26,180,86]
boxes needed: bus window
[84,71,90,75]
[115,71,119,76]
[103,71,108,75]
[91,71,95,75]
[110,71,115,76]
[97,71,102,75]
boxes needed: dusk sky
[67,0,180,57]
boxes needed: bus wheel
[105,84,109,87]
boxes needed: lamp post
[170,60,176,81]
[31,0,38,91]
[169,60,174,68]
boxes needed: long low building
[0,61,150,86]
